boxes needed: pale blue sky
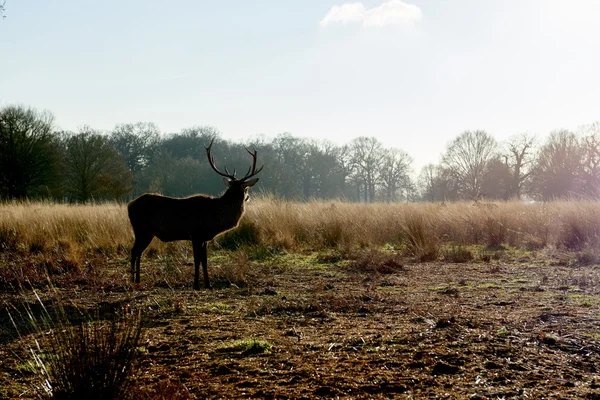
[2,0,600,170]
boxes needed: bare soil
[2,250,600,399]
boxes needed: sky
[1,0,600,171]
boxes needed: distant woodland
[1,104,599,202]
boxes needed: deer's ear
[223,177,232,187]
[242,178,259,188]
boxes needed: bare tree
[442,130,498,200]
[379,148,412,202]
[418,164,461,202]
[128,140,263,290]
[350,137,383,202]
[579,122,600,198]
[503,133,536,199]
[418,164,438,202]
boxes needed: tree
[579,122,600,198]
[418,164,461,202]
[62,127,133,202]
[349,137,384,202]
[379,148,412,202]
[480,158,512,200]
[271,133,310,199]
[309,140,347,199]
[110,122,161,196]
[531,130,583,200]
[145,152,212,197]
[418,164,438,202]
[162,126,220,160]
[442,130,498,200]
[503,133,536,199]
[110,122,160,173]
[144,126,223,197]
[0,105,61,199]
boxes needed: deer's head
[205,139,263,202]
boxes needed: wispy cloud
[320,0,422,28]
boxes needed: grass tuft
[10,289,144,399]
[442,245,474,263]
[217,338,273,355]
[216,218,261,250]
[348,249,404,274]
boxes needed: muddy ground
[2,249,600,399]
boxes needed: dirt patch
[2,251,600,398]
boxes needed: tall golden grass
[1,197,600,260]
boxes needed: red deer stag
[127,139,263,289]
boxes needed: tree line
[1,104,599,202]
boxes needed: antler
[242,146,264,180]
[204,138,236,179]
[204,139,264,181]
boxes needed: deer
[127,139,263,290]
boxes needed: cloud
[320,0,422,28]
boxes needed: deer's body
[128,140,261,290]
[128,192,245,243]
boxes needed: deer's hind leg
[131,233,153,283]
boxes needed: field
[1,199,600,398]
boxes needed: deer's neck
[214,190,245,227]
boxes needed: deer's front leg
[192,239,210,290]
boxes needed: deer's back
[128,193,216,240]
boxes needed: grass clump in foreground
[10,289,144,400]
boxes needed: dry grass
[5,198,600,398]
[2,198,600,265]
[245,197,600,254]
[9,289,144,399]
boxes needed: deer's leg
[200,242,209,289]
[131,234,153,284]
[192,240,210,290]
[130,247,137,282]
